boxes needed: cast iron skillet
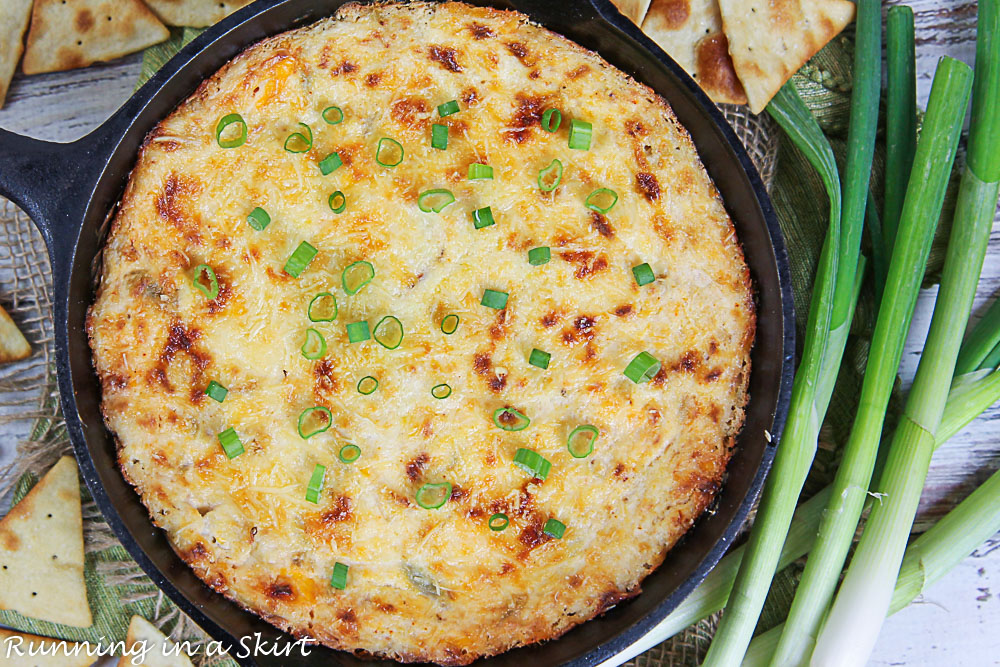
[0,0,793,664]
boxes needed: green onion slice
[308,292,338,322]
[418,189,455,213]
[541,108,562,133]
[284,122,312,153]
[431,123,449,150]
[339,443,361,463]
[624,351,661,383]
[328,191,347,213]
[342,260,375,294]
[528,348,550,369]
[567,425,598,458]
[431,383,452,399]
[330,562,349,590]
[481,289,508,310]
[440,314,460,335]
[284,241,317,278]
[513,447,550,480]
[346,321,370,343]
[301,328,327,359]
[205,380,228,403]
[438,100,460,117]
[468,163,494,180]
[357,376,379,395]
[322,106,344,125]
[585,188,618,213]
[218,427,244,459]
[376,137,404,167]
[305,463,326,503]
[538,159,563,191]
[319,151,343,175]
[247,207,270,231]
[493,407,529,431]
[528,246,551,266]
[192,264,219,299]
[215,113,247,148]
[415,482,452,509]
[471,206,496,229]
[632,262,655,286]
[568,118,592,150]
[373,315,404,350]
[298,406,332,439]
[488,513,509,531]
[543,518,566,539]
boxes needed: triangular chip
[0,456,92,628]
[0,304,30,364]
[610,0,653,25]
[0,0,32,109]
[117,616,194,667]
[718,0,854,113]
[0,628,95,666]
[21,0,169,75]
[641,0,746,104]
[142,0,253,28]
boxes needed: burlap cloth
[2,25,942,665]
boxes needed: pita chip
[719,0,855,113]
[0,457,92,628]
[0,305,30,364]
[117,616,194,667]
[21,0,169,75]
[610,0,653,25]
[0,0,32,109]
[142,0,253,28]
[0,628,95,666]
[641,0,747,104]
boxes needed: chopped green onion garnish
[568,118,592,150]
[632,262,655,286]
[488,513,509,531]
[301,328,327,360]
[283,122,312,153]
[468,163,493,180]
[431,124,449,150]
[624,351,661,383]
[471,206,495,229]
[322,106,344,125]
[305,463,326,503]
[440,314,460,335]
[431,383,452,399]
[330,562,349,590]
[319,151,343,175]
[218,427,244,459]
[247,207,270,231]
[585,188,618,213]
[543,518,566,539]
[567,424,598,458]
[493,407,529,431]
[528,246,551,266]
[373,315,404,350]
[192,264,219,299]
[376,137,404,167]
[418,189,455,213]
[357,376,379,395]
[339,444,361,463]
[512,447,550,480]
[215,113,247,148]
[342,260,375,294]
[538,159,563,191]
[328,191,347,213]
[415,482,452,509]
[438,100,460,117]
[284,241,317,277]
[308,292,338,322]
[541,108,562,133]
[481,289,508,310]
[205,380,228,403]
[298,406,332,439]
[528,348,550,369]
[346,321,370,343]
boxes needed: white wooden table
[0,1,997,664]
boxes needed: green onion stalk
[813,16,996,664]
[883,5,917,254]
[955,295,1000,374]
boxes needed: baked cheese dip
[88,2,755,663]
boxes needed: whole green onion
[883,6,917,253]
